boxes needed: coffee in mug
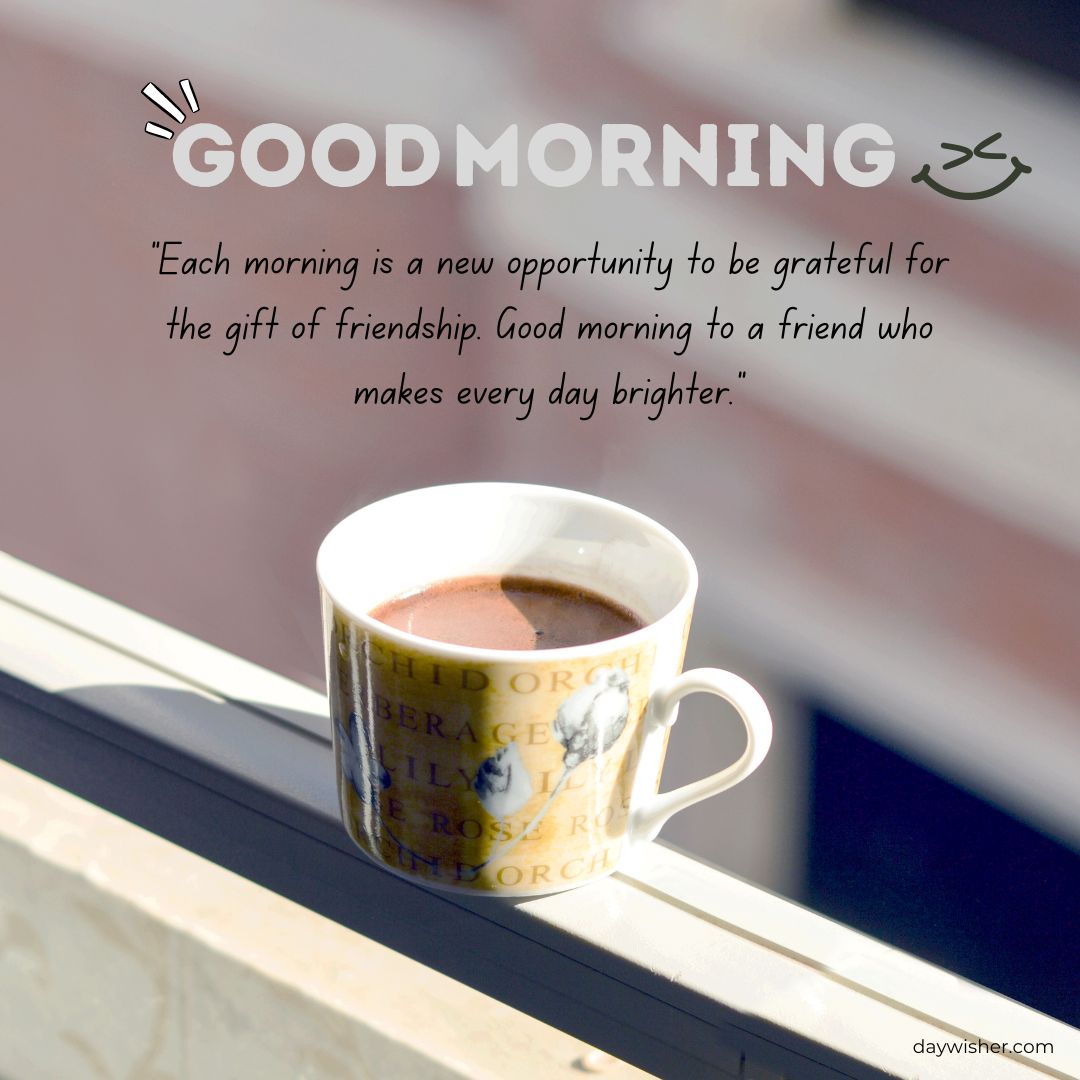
[369,575,646,651]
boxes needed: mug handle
[630,669,773,844]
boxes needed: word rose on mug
[317,484,772,896]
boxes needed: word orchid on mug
[317,483,772,896]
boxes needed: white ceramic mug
[318,483,772,896]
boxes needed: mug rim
[316,481,698,664]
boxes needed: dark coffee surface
[369,574,645,650]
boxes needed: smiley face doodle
[912,132,1031,200]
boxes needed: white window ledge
[0,758,649,1080]
[0,552,1075,1080]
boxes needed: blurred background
[0,0,1077,1028]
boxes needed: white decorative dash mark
[179,79,199,113]
[142,78,202,140]
[142,81,185,124]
